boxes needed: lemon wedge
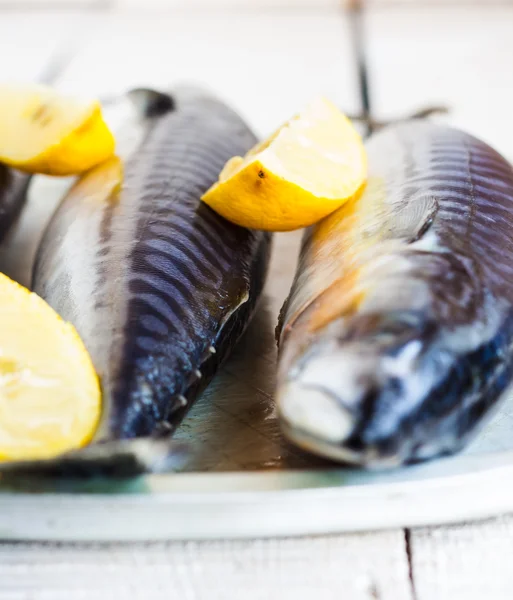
[202,97,367,231]
[0,82,115,176]
[0,273,101,461]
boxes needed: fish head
[277,310,476,467]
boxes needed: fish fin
[408,196,439,243]
[0,438,189,479]
[276,296,291,347]
[387,194,439,244]
[127,87,175,118]
[348,105,449,132]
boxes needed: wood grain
[410,516,513,600]
[0,533,412,600]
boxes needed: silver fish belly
[277,121,513,467]
[33,88,271,446]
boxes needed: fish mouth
[278,381,403,469]
[281,420,403,468]
[278,381,353,442]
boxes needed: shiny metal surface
[1,231,513,540]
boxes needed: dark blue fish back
[382,123,513,303]
[33,91,271,441]
[350,123,513,457]
[109,94,271,437]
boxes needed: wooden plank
[56,9,360,137]
[0,10,85,82]
[0,532,412,600]
[113,0,341,7]
[366,5,513,159]
[410,516,513,600]
[367,0,513,5]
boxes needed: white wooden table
[1,3,513,598]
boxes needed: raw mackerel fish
[277,121,513,467]
[0,166,30,242]
[29,88,271,474]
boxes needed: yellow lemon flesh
[0,82,115,176]
[0,273,101,461]
[202,97,367,231]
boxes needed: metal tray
[1,224,513,542]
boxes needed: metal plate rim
[1,449,513,541]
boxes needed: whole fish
[277,121,513,467]
[29,88,271,474]
[0,166,30,242]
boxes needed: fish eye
[386,376,402,395]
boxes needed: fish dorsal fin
[127,87,175,118]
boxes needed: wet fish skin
[277,121,513,467]
[33,88,271,444]
[0,166,30,243]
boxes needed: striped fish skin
[0,166,30,243]
[277,121,513,467]
[33,88,271,442]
